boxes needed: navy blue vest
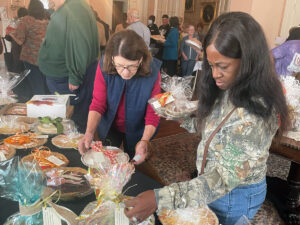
[97,58,162,152]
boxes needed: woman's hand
[78,132,93,155]
[133,140,149,165]
[124,190,157,223]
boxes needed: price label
[43,207,62,225]
[0,151,6,161]
[46,155,65,166]
[115,207,129,225]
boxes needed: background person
[9,0,49,98]
[159,14,170,38]
[38,0,99,96]
[161,16,179,76]
[78,30,161,165]
[127,8,151,47]
[147,15,159,35]
[123,12,289,225]
[180,25,199,76]
[272,26,300,76]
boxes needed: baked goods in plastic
[149,74,198,120]
[45,167,93,201]
[0,115,30,135]
[78,197,155,225]
[158,207,219,225]
[22,147,69,169]
[3,103,27,115]
[52,133,83,149]
[3,132,47,149]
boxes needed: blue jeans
[181,59,196,76]
[208,178,266,225]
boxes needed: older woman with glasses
[78,30,161,164]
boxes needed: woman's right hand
[78,132,94,155]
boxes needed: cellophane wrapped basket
[149,74,198,120]
[79,141,154,224]
[1,157,76,225]
[0,157,45,225]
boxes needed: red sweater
[89,64,161,133]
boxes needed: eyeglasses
[112,60,141,73]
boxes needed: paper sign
[0,151,6,161]
[46,155,65,166]
[43,207,62,225]
[35,135,49,139]
[115,207,130,225]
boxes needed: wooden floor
[154,118,187,139]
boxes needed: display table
[269,136,300,224]
[0,135,163,225]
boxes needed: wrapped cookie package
[149,74,198,120]
[158,207,219,225]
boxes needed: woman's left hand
[133,140,149,165]
[124,190,157,223]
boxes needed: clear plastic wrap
[78,199,155,225]
[50,121,84,150]
[149,74,198,120]
[0,157,45,225]
[35,117,75,135]
[79,142,137,222]
[280,76,300,131]
[0,157,77,225]
[158,206,219,225]
[0,115,30,135]
[0,69,30,105]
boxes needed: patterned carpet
[145,132,291,224]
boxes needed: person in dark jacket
[78,30,161,165]
[161,16,179,76]
[148,15,159,35]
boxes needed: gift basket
[78,141,154,225]
[0,115,30,135]
[51,122,83,149]
[35,116,76,135]
[3,132,48,149]
[0,157,78,225]
[0,69,30,105]
[45,167,93,201]
[22,146,69,170]
[149,74,198,120]
[158,207,219,225]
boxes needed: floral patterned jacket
[154,91,279,210]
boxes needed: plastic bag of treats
[158,207,219,225]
